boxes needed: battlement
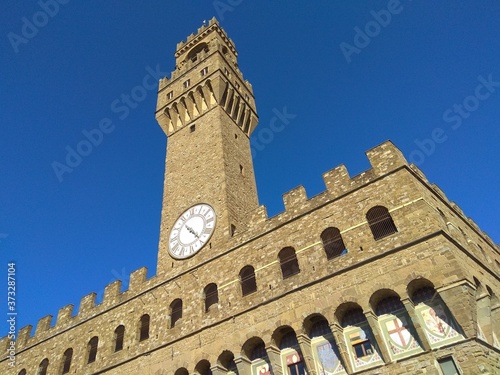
[265,140,408,222]
[7,267,152,350]
[243,141,496,250]
[159,18,243,92]
[175,18,236,58]
[7,141,496,354]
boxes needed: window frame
[240,265,257,296]
[87,337,98,364]
[61,348,73,374]
[139,314,150,341]
[366,206,398,240]
[278,247,300,279]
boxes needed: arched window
[174,368,189,375]
[308,317,347,374]
[37,359,49,375]
[87,336,98,364]
[321,227,347,259]
[310,319,331,338]
[375,295,406,315]
[139,314,150,341]
[204,283,218,312]
[18,370,27,375]
[250,342,268,360]
[187,42,209,62]
[275,329,307,375]
[240,265,257,296]
[218,350,238,374]
[61,348,73,374]
[339,306,383,370]
[411,285,435,305]
[114,325,125,352]
[195,359,212,375]
[170,298,183,328]
[278,247,300,279]
[366,206,397,240]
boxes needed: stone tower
[155,18,259,277]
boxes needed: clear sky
[1,1,499,339]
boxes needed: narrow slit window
[87,337,98,364]
[240,266,257,296]
[38,359,49,375]
[170,299,183,328]
[139,314,150,341]
[62,348,73,374]
[114,325,125,352]
[204,283,218,312]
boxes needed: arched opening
[170,298,183,327]
[366,206,397,240]
[321,227,347,259]
[240,265,257,296]
[204,283,219,312]
[278,247,300,279]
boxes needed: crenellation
[450,202,464,217]
[409,164,429,183]
[283,185,307,213]
[348,169,377,189]
[56,304,74,326]
[15,325,32,349]
[159,76,170,91]
[34,315,52,337]
[129,267,149,292]
[432,184,451,204]
[103,280,122,307]
[467,217,481,233]
[365,140,408,175]
[78,292,97,316]
[248,205,268,227]
[322,165,351,197]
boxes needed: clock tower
[155,18,259,276]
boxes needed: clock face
[168,203,216,259]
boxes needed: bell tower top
[174,18,237,68]
[156,18,258,137]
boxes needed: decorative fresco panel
[417,301,463,348]
[311,338,347,375]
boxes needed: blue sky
[1,1,498,338]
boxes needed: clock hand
[185,225,200,239]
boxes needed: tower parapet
[156,17,258,137]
